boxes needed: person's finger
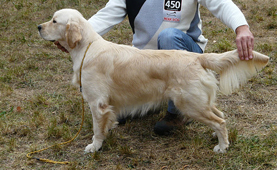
[61,46,69,53]
[54,41,69,53]
[236,38,244,60]
[248,37,254,60]
[63,48,69,53]
[241,38,249,60]
[57,43,63,49]
[247,40,253,60]
[54,41,62,49]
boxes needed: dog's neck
[67,19,102,74]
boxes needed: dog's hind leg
[193,111,228,153]
[84,101,117,153]
[176,102,229,153]
[212,106,224,119]
[211,106,225,138]
[207,115,230,153]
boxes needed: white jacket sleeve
[88,0,127,35]
[198,0,248,32]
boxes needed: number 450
[165,0,181,9]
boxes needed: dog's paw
[213,145,227,153]
[84,144,96,153]
[84,142,102,153]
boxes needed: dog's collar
[79,42,92,92]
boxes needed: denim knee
[158,28,203,53]
[158,28,184,50]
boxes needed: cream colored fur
[38,9,269,154]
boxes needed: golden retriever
[38,9,269,153]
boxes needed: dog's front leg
[84,102,117,153]
[84,116,104,153]
[84,112,105,153]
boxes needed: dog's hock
[66,20,82,49]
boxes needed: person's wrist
[235,25,249,35]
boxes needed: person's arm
[199,0,254,60]
[88,0,127,35]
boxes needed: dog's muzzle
[37,25,55,42]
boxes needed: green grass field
[0,0,276,169]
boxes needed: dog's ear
[66,19,82,49]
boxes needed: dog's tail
[198,50,269,95]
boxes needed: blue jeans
[157,28,203,114]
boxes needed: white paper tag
[163,0,182,22]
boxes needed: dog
[38,9,269,154]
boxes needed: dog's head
[38,9,83,49]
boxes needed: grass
[0,0,276,169]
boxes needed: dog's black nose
[37,25,42,31]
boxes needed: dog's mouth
[38,31,56,42]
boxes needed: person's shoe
[117,117,127,125]
[154,111,183,135]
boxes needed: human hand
[235,25,254,60]
[54,41,69,53]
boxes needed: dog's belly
[109,79,168,106]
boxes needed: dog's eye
[53,20,57,23]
